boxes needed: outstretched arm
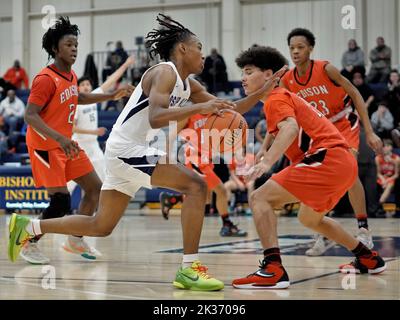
[100,56,135,92]
[189,66,288,115]
[325,63,382,154]
[78,84,134,104]
[147,66,234,129]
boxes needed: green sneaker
[173,260,224,291]
[8,213,33,262]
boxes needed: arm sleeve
[27,75,56,108]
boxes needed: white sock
[25,219,42,236]
[182,253,199,268]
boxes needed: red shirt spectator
[3,60,29,89]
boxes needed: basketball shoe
[160,192,182,220]
[232,259,290,289]
[8,213,33,262]
[339,251,386,274]
[220,220,247,237]
[305,234,336,256]
[20,241,50,265]
[173,260,224,291]
[62,235,101,260]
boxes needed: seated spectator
[341,39,365,80]
[254,117,267,154]
[387,69,400,91]
[375,139,400,206]
[352,70,375,116]
[200,48,229,94]
[0,89,25,136]
[1,60,29,92]
[0,121,8,162]
[367,37,392,83]
[224,152,255,214]
[371,101,394,139]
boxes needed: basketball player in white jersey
[68,56,135,193]
[9,14,284,291]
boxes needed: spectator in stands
[0,89,25,136]
[371,101,394,139]
[254,116,267,154]
[385,70,400,146]
[0,118,8,162]
[341,39,365,80]
[200,48,229,94]
[367,37,392,83]
[352,69,375,116]
[3,60,29,89]
[375,139,399,206]
[114,41,129,73]
[387,69,400,91]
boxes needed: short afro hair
[42,16,80,60]
[235,46,288,73]
[77,76,93,86]
[287,28,315,47]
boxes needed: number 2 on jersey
[68,104,75,124]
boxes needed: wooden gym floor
[0,210,398,300]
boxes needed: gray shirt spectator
[342,39,365,69]
[371,103,394,139]
[367,37,392,83]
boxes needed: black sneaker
[159,192,181,220]
[339,251,386,274]
[220,221,248,237]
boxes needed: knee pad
[40,192,72,219]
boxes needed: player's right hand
[57,136,80,159]
[96,127,107,136]
[200,99,235,115]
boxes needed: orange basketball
[203,110,248,153]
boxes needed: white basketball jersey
[106,62,191,156]
[72,87,103,143]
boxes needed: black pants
[358,162,380,216]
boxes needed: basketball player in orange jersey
[9,15,286,291]
[21,16,133,264]
[376,140,399,205]
[232,46,386,289]
[160,113,248,237]
[280,28,382,256]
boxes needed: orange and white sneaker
[339,251,386,274]
[232,259,290,289]
[62,236,101,260]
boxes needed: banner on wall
[0,166,81,210]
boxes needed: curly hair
[235,46,288,73]
[145,13,195,61]
[42,16,80,60]
[287,28,316,47]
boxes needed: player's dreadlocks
[145,14,196,61]
[42,16,80,60]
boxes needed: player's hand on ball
[200,99,235,115]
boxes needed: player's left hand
[112,84,135,100]
[366,131,383,154]
[260,65,288,94]
[245,161,271,181]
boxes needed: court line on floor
[291,257,398,285]
[0,275,151,300]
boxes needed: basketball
[204,110,248,153]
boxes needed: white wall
[0,20,12,75]
[0,0,398,81]
[241,0,363,70]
